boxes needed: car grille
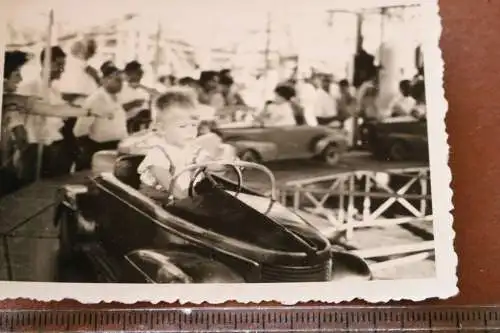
[261,259,332,282]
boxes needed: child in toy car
[136,88,237,200]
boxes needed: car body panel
[219,125,348,161]
[93,172,331,265]
[363,117,428,161]
[54,161,371,283]
[229,140,278,161]
[125,249,246,283]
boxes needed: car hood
[164,178,332,265]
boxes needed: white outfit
[17,78,66,145]
[82,88,128,143]
[314,89,338,119]
[388,95,417,116]
[58,57,98,96]
[137,138,211,199]
[57,57,100,138]
[119,82,150,119]
[264,103,297,126]
[296,81,318,126]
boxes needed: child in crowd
[137,88,237,200]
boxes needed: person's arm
[122,99,146,112]
[137,146,188,198]
[27,97,103,118]
[137,84,161,97]
[84,65,101,86]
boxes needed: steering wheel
[166,162,243,200]
[167,161,279,214]
[187,163,243,198]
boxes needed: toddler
[137,88,236,200]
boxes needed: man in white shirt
[17,46,76,179]
[314,75,338,126]
[81,64,128,166]
[58,39,100,100]
[57,39,102,170]
[295,75,319,126]
[120,61,152,133]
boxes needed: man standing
[295,71,318,126]
[120,61,152,133]
[314,74,338,126]
[58,38,101,168]
[16,46,91,179]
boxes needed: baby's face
[156,107,199,144]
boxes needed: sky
[3,0,427,37]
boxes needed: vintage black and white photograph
[0,0,455,303]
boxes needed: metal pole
[264,11,272,74]
[36,9,54,181]
[379,7,387,67]
[152,19,162,79]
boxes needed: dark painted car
[360,116,428,161]
[54,159,371,283]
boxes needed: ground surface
[0,151,434,282]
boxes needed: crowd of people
[0,38,426,197]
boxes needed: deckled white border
[0,0,456,304]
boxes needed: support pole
[36,9,54,181]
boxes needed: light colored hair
[155,87,197,112]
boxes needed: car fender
[125,249,245,283]
[227,140,278,161]
[313,134,348,155]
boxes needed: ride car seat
[113,154,145,189]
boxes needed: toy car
[360,116,429,161]
[54,159,371,283]
[218,124,349,166]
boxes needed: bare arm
[137,84,161,97]
[150,165,188,199]
[28,98,90,118]
[122,99,146,111]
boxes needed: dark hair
[178,76,198,87]
[124,60,142,73]
[101,64,121,78]
[156,88,197,110]
[219,75,234,86]
[411,80,426,103]
[198,120,222,137]
[100,60,114,72]
[220,69,231,77]
[339,79,350,87]
[274,84,296,101]
[40,46,66,65]
[399,79,412,96]
[199,70,219,85]
[4,50,29,79]
[167,74,177,85]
